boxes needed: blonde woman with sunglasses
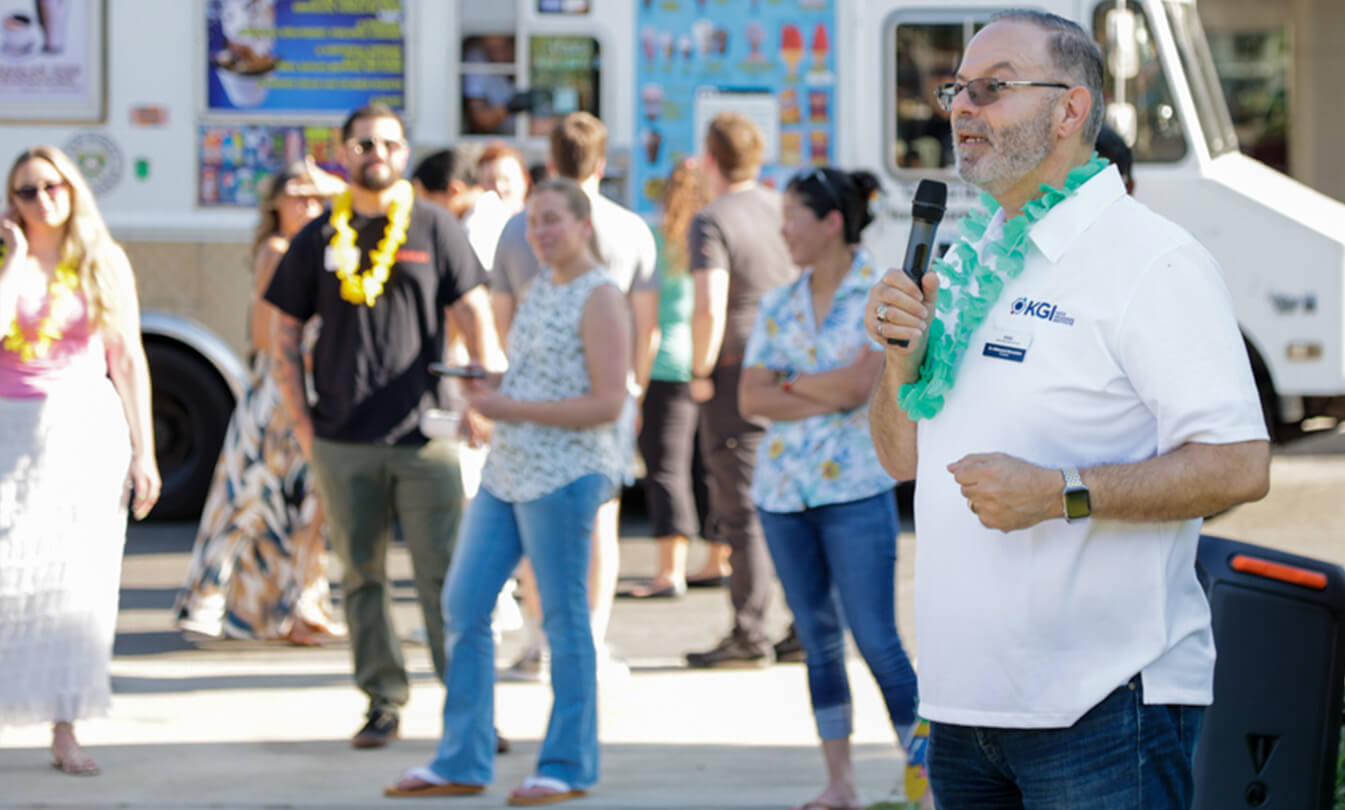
[0,145,160,776]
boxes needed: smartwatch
[1062,466,1091,523]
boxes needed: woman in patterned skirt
[0,145,161,775]
[174,159,346,645]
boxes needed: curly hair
[660,159,706,275]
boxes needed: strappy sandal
[50,749,99,777]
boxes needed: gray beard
[955,103,1056,194]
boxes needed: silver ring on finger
[875,303,888,322]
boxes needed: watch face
[1065,487,1091,520]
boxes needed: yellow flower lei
[0,242,82,362]
[328,179,414,307]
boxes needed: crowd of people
[0,9,1272,809]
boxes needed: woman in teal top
[624,160,731,598]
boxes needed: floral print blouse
[743,248,895,512]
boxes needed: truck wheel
[145,342,235,521]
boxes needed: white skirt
[0,377,131,726]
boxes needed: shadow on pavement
[112,630,198,657]
[108,670,442,695]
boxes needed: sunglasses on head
[800,167,842,213]
[347,137,407,157]
[935,77,1071,111]
[11,180,68,202]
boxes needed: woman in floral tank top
[387,178,630,805]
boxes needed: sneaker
[351,709,399,749]
[496,727,511,754]
[773,625,806,663]
[685,635,773,669]
[901,718,931,801]
[499,646,549,683]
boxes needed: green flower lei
[897,155,1110,420]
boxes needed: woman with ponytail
[739,166,928,807]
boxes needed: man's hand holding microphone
[866,178,946,383]
[866,267,940,383]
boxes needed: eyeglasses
[935,78,1072,111]
[11,180,68,202]
[346,137,407,157]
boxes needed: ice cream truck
[1,0,1341,519]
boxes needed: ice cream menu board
[632,0,837,218]
[206,0,405,114]
[0,0,102,121]
[197,123,343,207]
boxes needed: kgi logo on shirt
[1009,297,1075,326]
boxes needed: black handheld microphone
[888,179,948,347]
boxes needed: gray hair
[989,9,1105,145]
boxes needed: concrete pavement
[2,428,1343,809]
[0,515,923,810]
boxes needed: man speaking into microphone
[866,10,1270,808]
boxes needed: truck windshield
[1164,0,1239,157]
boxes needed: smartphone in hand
[429,362,487,379]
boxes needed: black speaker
[1193,534,1345,809]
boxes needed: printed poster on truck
[0,0,103,121]
[197,122,343,207]
[205,0,406,115]
[632,0,837,219]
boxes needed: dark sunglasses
[11,180,68,202]
[346,137,407,157]
[935,77,1071,111]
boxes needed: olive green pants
[310,437,464,714]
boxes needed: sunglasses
[11,180,68,202]
[800,167,842,213]
[935,77,1071,111]
[346,137,407,157]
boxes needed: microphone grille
[912,179,947,222]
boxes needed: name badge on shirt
[323,245,360,273]
[982,330,1032,363]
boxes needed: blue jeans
[758,491,918,739]
[928,676,1204,809]
[429,474,607,789]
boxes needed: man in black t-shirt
[265,104,501,749]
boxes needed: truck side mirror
[1106,8,1141,80]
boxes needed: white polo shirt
[913,166,1267,729]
